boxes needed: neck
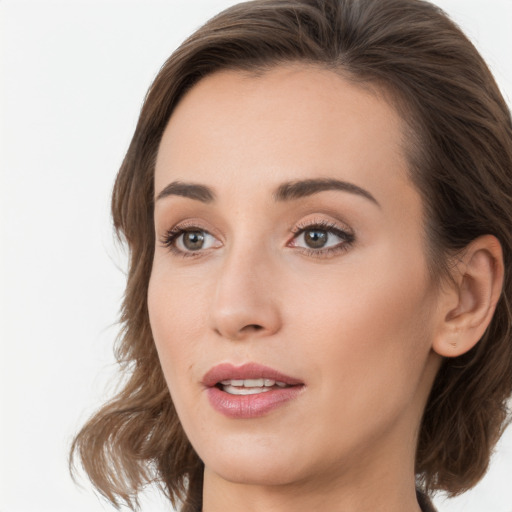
[203,467,422,512]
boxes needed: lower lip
[206,386,304,419]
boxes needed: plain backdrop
[1,1,511,511]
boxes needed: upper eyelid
[291,218,354,236]
[289,222,354,246]
[165,220,220,237]
[167,213,351,231]
[165,218,351,237]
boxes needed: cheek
[285,244,436,405]
[147,262,209,394]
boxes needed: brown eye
[289,221,355,258]
[303,229,328,248]
[182,230,205,251]
[161,226,222,257]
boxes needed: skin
[148,65,463,512]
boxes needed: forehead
[155,64,413,207]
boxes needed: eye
[160,219,354,259]
[289,220,354,258]
[160,225,221,258]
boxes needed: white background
[1,1,511,511]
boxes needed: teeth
[219,378,288,390]
[245,378,264,387]
[223,385,272,395]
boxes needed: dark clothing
[417,490,437,512]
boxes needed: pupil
[184,231,204,250]
[305,230,327,248]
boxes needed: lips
[202,362,305,419]
[202,362,303,387]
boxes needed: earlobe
[433,235,504,358]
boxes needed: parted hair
[70,0,512,510]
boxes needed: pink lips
[202,362,305,419]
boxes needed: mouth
[216,378,291,395]
[202,362,303,390]
[202,363,305,418]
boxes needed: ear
[433,235,504,358]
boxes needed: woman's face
[149,65,443,489]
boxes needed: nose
[209,245,282,341]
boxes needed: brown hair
[70,0,512,510]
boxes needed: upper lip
[202,362,303,387]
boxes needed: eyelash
[159,221,218,259]
[159,219,355,259]
[290,219,355,258]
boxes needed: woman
[70,0,512,511]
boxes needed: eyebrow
[155,178,380,207]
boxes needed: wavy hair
[70,0,512,510]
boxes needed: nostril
[245,324,263,331]
[213,324,264,339]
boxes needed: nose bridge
[210,232,281,340]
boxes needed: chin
[198,436,311,486]
[212,460,302,487]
